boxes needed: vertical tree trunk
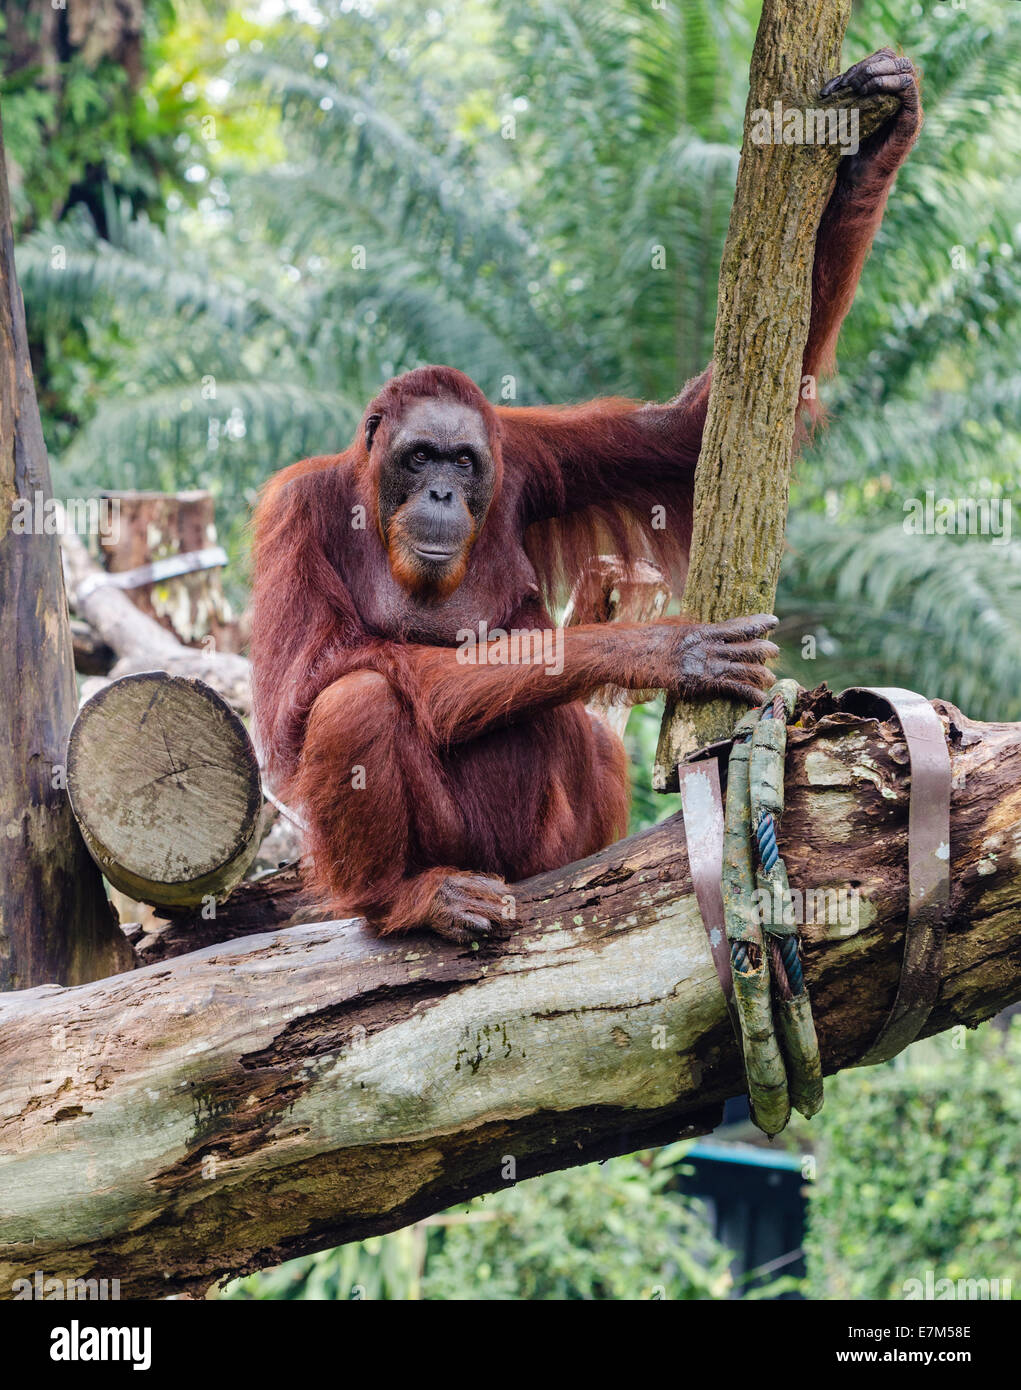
[656,0,887,782]
[0,109,133,988]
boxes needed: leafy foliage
[781,522,1021,721]
[222,1147,734,1301]
[0,0,203,234]
[804,1020,1021,1300]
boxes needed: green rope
[724,680,823,1134]
[723,704,791,1136]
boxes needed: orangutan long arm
[404,616,776,745]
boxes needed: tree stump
[98,488,242,652]
[59,509,252,715]
[66,673,264,911]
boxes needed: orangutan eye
[456,454,474,469]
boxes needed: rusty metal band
[839,686,952,1066]
[678,758,734,1003]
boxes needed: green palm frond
[57,376,360,497]
[780,520,1021,721]
[833,0,1021,350]
[834,235,1021,409]
[799,367,1021,504]
[16,203,291,336]
[234,47,536,274]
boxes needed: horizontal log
[0,690,1018,1297]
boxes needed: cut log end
[66,672,263,910]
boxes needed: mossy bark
[656,0,894,778]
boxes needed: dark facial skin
[369,397,497,598]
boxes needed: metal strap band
[839,686,952,1066]
[76,546,228,600]
[678,759,734,1002]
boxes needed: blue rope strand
[781,935,804,995]
[756,812,778,871]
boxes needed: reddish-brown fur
[251,66,920,936]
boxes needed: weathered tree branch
[1,692,1018,1298]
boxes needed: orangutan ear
[365,414,382,452]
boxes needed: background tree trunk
[0,110,133,990]
[1,693,1018,1298]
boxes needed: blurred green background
[4,0,1019,1299]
